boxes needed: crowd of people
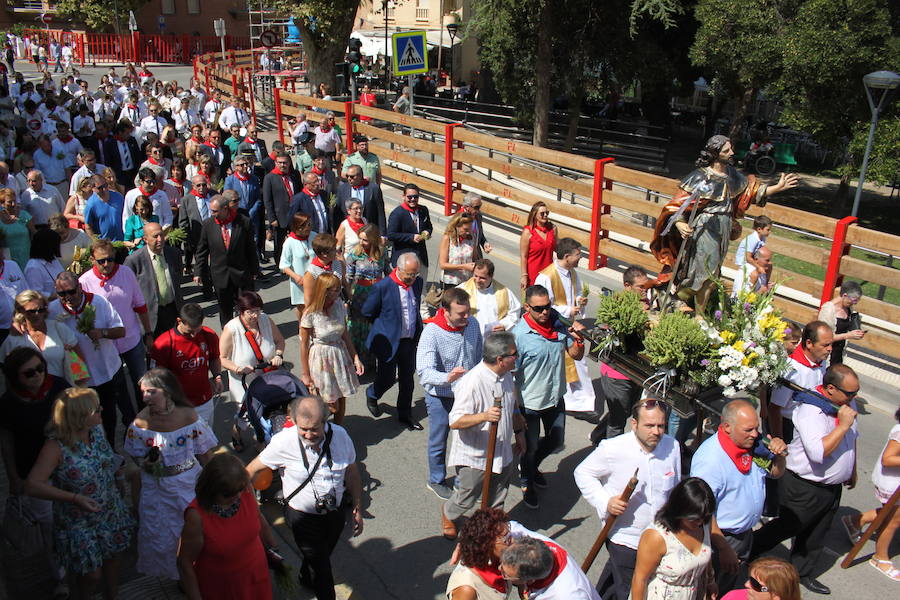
[0,56,895,600]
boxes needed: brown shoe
[441,508,457,540]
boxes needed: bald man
[124,221,184,335]
[691,400,787,595]
[733,245,773,298]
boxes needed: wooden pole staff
[841,485,900,568]
[480,397,502,510]
[582,468,640,572]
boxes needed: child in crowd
[735,215,772,270]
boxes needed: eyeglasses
[529,303,552,313]
[93,256,114,265]
[24,307,48,316]
[637,399,670,413]
[500,351,518,359]
[831,384,859,399]
[748,576,769,593]
[20,365,46,378]
[405,194,419,200]
[57,288,79,297]
[469,204,482,211]
[537,211,549,216]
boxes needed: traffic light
[347,37,363,67]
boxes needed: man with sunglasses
[512,284,585,509]
[84,174,125,241]
[387,183,433,267]
[574,398,681,600]
[49,271,132,444]
[341,135,382,186]
[691,399,787,595]
[124,167,173,228]
[440,331,525,539]
[751,364,859,595]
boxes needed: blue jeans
[120,340,148,407]
[520,399,565,489]
[667,410,697,445]
[425,393,454,484]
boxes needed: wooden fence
[196,51,900,362]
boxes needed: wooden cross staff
[841,484,900,569]
[480,397,502,510]
[582,468,640,572]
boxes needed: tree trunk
[728,86,757,141]
[562,82,585,152]
[831,173,852,218]
[532,0,553,147]
[299,30,345,95]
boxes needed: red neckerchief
[62,292,94,316]
[190,189,206,200]
[717,425,752,474]
[470,565,507,594]
[126,103,137,110]
[271,167,294,196]
[523,312,558,340]
[318,124,331,133]
[148,156,160,166]
[311,165,325,176]
[203,140,218,151]
[139,70,152,77]
[790,345,822,369]
[311,256,332,271]
[815,385,842,426]
[428,308,463,333]
[14,374,55,401]
[234,171,248,182]
[527,541,569,592]
[169,177,184,186]
[302,186,318,197]
[352,178,370,190]
[288,232,309,242]
[139,185,154,196]
[400,202,418,213]
[57,134,73,143]
[214,206,237,226]
[243,137,257,145]
[268,151,276,160]
[389,268,410,290]
[346,218,365,234]
[91,264,118,287]
[190,136,203,145]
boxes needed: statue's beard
[715,156,734,167]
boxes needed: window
[187,0,200,15]
[161,0,175,14]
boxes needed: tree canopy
[55,0,149,31]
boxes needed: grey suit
[334,180,386,234]
[124,245,183,334]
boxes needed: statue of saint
[649,135,798,312]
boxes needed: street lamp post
[851,70,900,218]
[446,22,459,92]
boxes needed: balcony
[415,7,429,21]
[8,0,56,11]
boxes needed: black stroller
[241,364,308,445]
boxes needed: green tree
[840,116,900,188]
[55,0,149,32]
[272,0,361,93]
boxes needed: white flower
[718,374,732,387]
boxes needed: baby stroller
[242,363,308,445]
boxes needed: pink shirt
[79,265,147,353]
[600,362,629,380]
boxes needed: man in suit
[236,124,268,180]
[309,150,338,201]
[260,140,284,175]
[193,194,258,328]
[224,153,265,262]
[461,192,492,254]
[387,183,433,267]
[362,252,424,431]
[335,164,386,234]
[263,151,302,265]
[124,222,183,336]
[178,174,214,296]
[103,121,141,186]
[293,172,332,235]
[198,128,230,176]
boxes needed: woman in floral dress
[299,272,364,424]
[26,387,135,600]
[125,368,216,582]
[345,223,388,369]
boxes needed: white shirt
[447,362,517,473]
[119,104,144,125]
[173,108,201,133]
[508,522,601,600]
[21,186,65,225]
[770,351,826,419]
[0,260,27,329]
[0,176,20,199]
[258,423,356,513]
[873,424,900,494]
[48,293,124,386]
[139,115,166,137]
[69,163,107,197]
[123,188,173,228]
[203,100,222,124]
[52,137,83,169]
[218,106,250,130]
[73,115,96,137]
[459,282,522,334]
[535,262,582,320]
[24,258,63,299]
[574,431,681,549]
[397,281,416,339]
[788,400,858,484]
[291,121,310,145]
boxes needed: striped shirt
[415,320,483,398]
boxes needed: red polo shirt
[151,327,220,406]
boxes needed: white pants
[194,396,216,426]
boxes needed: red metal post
[204,65,211,97]
[819,216,858,308]
[193,56,198,82]
[132,32,141,64]
[231,73,239,97]
[274,88,284,145]
[443,123,462,216]
[588,158,616,270]
[245,69,257,127]
[343,101,355,154]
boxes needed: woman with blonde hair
[26,387,135,600]
[101,166,126,197]
[64,174,93,229]
[300,272,363,424]
[0,186,35,268]
[0,289,79,382]
[346,223,389,369]
[721,557,801,600]
[439,212,477,288]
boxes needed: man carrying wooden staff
[441,331,526,540]
[573,399,681,600]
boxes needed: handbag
[1,496,45,557]
[423,259,443,309]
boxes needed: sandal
[841,514,862,544]
[869,558,900,581]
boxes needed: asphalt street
[17,63,900,599]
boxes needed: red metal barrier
[274,88,285,145]
[819,216,858,308]
[588,158,616,270]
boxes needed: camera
[316,492,337,513]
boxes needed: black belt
[787,469,841,489]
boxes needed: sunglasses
[405,194,419,200]
[57,288,79,297]
[748,576,769,593]
[24,307,48,316]
[537,211,549,216]
[831,384,859,399]
[637,398,670,413]
[529,303,552,313]
[501,351,518,359]
[93,257,114,265]
[20,364,46,378]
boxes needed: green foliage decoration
[642,312,709,370]
[595,290,649,338]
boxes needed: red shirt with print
[151,327,220,406]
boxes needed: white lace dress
[634,523,712,600]
[300,301,358,402]
[124,418,217,580]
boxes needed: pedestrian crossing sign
[392,31,428,76]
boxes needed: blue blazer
[362,275,424,362]
[293,190,333,234]
[223,173,261,212]
[387,204,433,267]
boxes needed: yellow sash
[538,263,579,383]
[460,278,509,321]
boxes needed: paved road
[4,63,898,599]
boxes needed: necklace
[211,495,242,518]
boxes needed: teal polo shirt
[512,317,574,411]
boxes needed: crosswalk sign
[392,31,428,76]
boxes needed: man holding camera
[246,397,364,600]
